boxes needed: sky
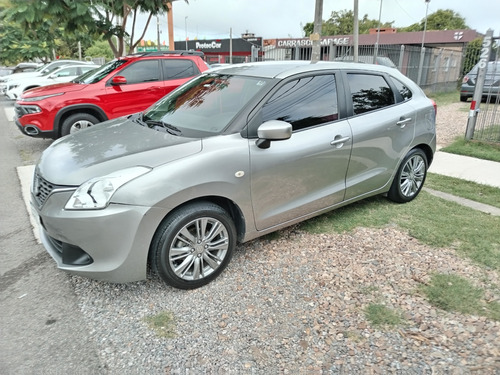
[138,0,499,45]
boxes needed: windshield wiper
[144,119,182,136]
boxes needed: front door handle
[330,135,350,148]
[396,117,412,128]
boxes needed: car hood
[20,82,86,98]
[37,117,202,185]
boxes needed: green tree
[2,0,187,61]
[85,38,115,60]
[399,9,468,32]
[303,9,394,37]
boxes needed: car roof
[208,60,400,79]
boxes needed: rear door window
[162,59,199,80]
[347,73,395,115]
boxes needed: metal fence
[264,43,466,93]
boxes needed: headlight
[21,92,64,102]
[65,167,151,210]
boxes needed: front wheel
[150,202,236,289]
[388,148,428,203]
[60,113,98,137]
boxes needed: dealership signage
[276,37,350,48]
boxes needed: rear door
[343,72,416,200]
[249,73,352,230]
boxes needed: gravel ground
[435,102,470,148]
[69,102,499,374]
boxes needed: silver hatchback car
[32,61,436,289]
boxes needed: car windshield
[73,59,127,84]
[142,73,269,137]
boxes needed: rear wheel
[388,148,428,203]
[150,202,236,289]
[61,113,98,137]
[460,95,468,102]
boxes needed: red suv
[14,51,209,139]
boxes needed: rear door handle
[330,135,350,148]
[396,117,412,128]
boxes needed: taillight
[462,75,469,83]
[431,99,437,115]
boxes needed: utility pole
[311,0,323,63]
[167,2,174,50]
[417,0,430,85]
[157,16,161,51]
[353,0,359,62]
[373,0,383,63]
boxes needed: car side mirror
[111,76,127,85]
[255,120,292,149]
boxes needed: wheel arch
[54,104,109,137]
[147,195,246,262]
[412,143,434,167]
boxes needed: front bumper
[32,190,167,283]
[15,117,57,139]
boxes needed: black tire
[388,148,428,203]
[60,113,98,137]
[460,95,468,102]
[150,202,236,289]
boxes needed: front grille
[33,172,55,208]
[32,171,72,208]
[14,104,26,118]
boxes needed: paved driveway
[0,100,103,374]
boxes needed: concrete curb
[423,187,500,216]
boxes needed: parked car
[460,60,500,102]
[0,62,41,77]
[5,64,100,100]
[14,51,209,138]
[0,59,91,95]
[31,61,436,289]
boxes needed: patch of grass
[426,173,500,209]
[144,311,176,338]
[441,137,500,162]
[428,90,461,107]
[364,304,404,327]
[300,193,500,271]
[420,273,500,321]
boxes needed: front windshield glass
[73,59,127,84]
[143,73,269,136]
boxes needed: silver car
[31,61,436,289]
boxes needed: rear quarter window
[391,77,413,102]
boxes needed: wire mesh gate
[465,30,500,144]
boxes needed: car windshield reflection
[143,73,269,137]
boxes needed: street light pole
[417,0,430,85]
[373,0,383,63]
[185,16,188,50]
[421,0,430,48]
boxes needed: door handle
[330,136,350,148]
[396,117,412,128]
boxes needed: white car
[6,64,100,100]
[0,59,93,95]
